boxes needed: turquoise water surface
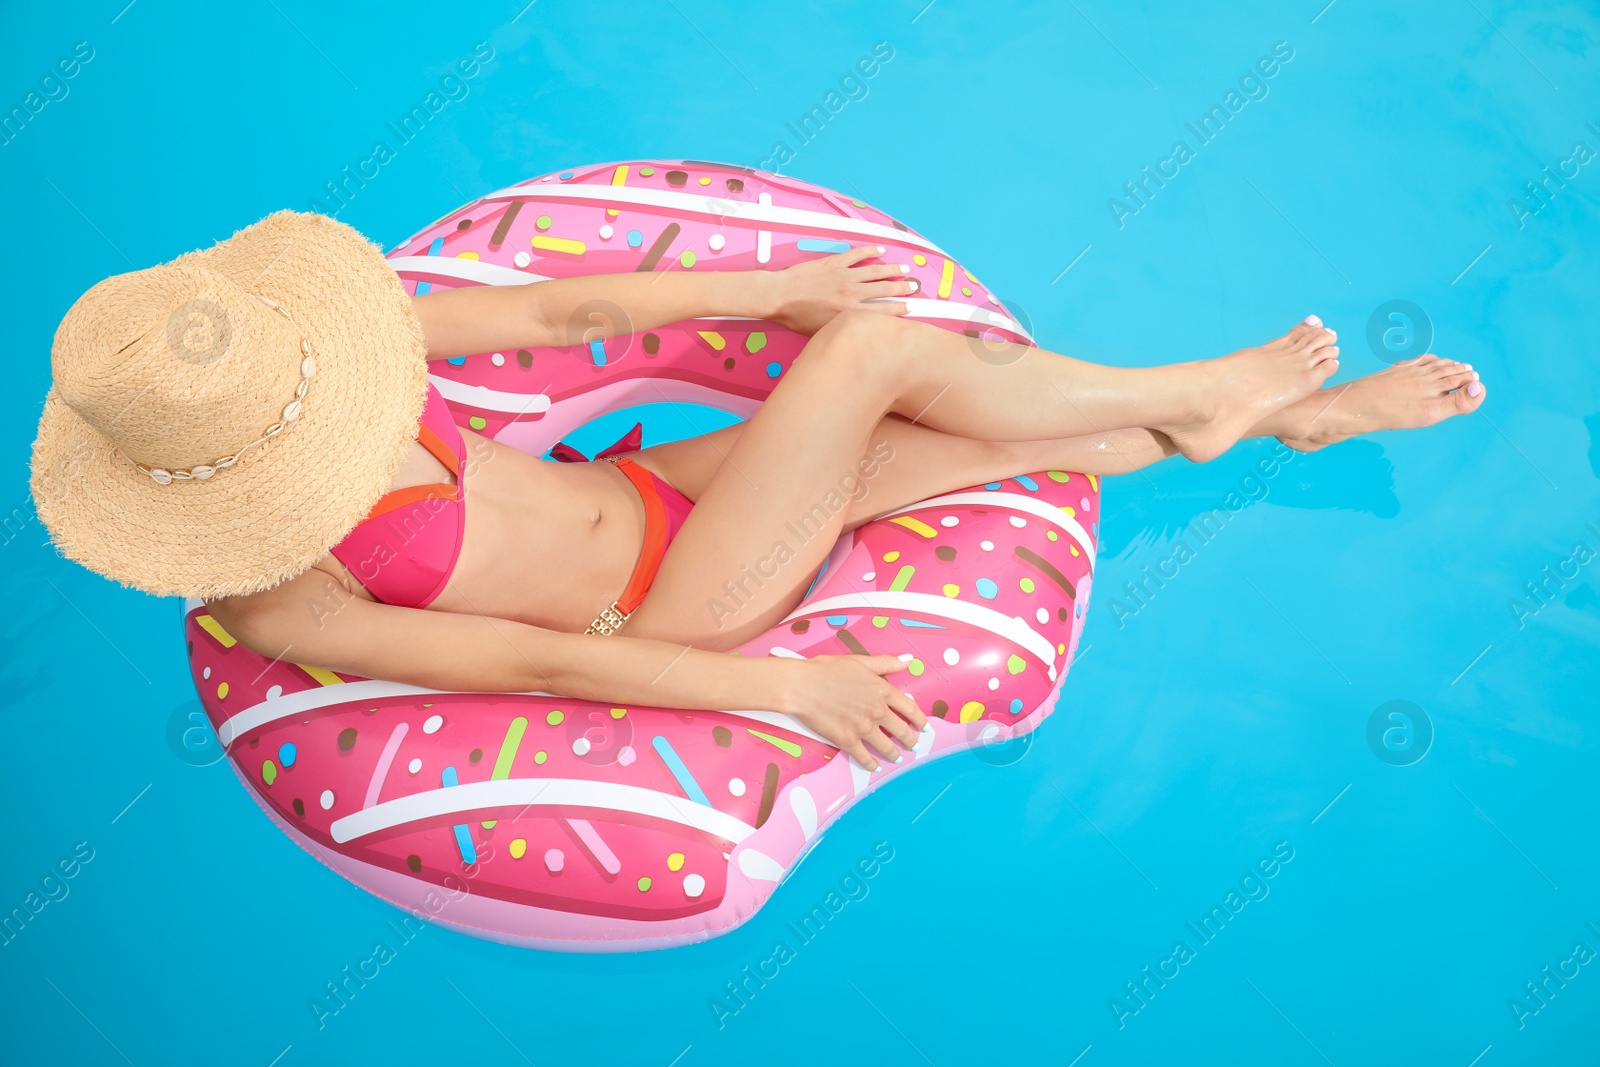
[4,1,1599,1064]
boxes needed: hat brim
[29,210,431,600]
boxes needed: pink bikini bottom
[584,457,696,635]
[635,463,694,548]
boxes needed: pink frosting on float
[181,159,1097,952]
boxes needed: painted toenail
[1304,315,1322,326]
[1472,371,1480,381]
[1467,381,1483,397]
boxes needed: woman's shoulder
[204,558,369,651]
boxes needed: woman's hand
[775,653,929,770]
[766,246,916,336]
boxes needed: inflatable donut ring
[180,160,1099,951]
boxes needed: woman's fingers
[876,709,920,752]
[861,652,909,677]
[879,680,930,754]
[846,739,881,772]
[837,245,885,266]
[854,264,911,281]
[811,653,933,770]
[855,282,915,305]
[862,725,903,763]
[885,687,929,732]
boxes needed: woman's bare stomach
[308,429,649,633]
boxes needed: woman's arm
[411,246,914,359]
[206,566,927,769]
[208,568,784,710]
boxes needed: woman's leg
[1253,353,1487,449]
[631,354,1486,527]
[632,415,1177,517]
[771,310,1341,463]
[622,311,1337,649]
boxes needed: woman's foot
[1161,316,1341,463]
[1266,355,1486,452]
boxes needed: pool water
[4,1,1599,1063]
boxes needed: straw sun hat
[28,210,431,600]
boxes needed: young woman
[31,211,1485,771]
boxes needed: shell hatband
[120,294,319,485]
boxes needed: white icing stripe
[389,256,551,287]
[756,192,773,264]
[329,778,757,846]
[487,375,761,456]
[479,181,951,258]
[783,591,1056,667]
[883,490,1097,571]
[215,674,827,748]
[429,374,552,416]
[217,679,447,747]
[886,298,1034,343]
[712,707,830,745]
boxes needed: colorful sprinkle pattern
[180,160,1096,952]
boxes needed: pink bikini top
[327,380,645,609]
[328,382,466,608]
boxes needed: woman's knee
[803,310,914,388]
